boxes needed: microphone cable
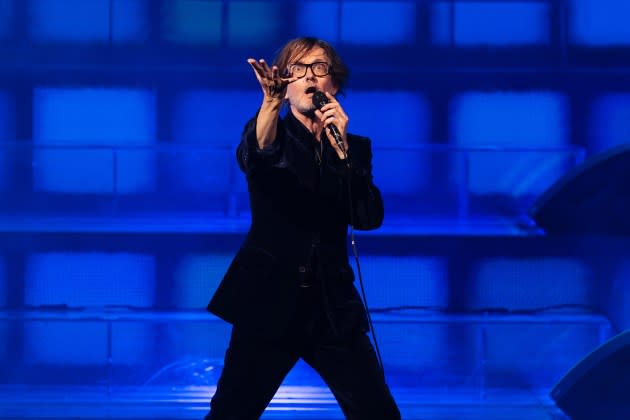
[313,90,385,374]
[341,145,386,377]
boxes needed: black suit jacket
[207,110,384,338]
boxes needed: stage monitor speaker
[551,329,630,420]
[529,145,630,235]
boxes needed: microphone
[312,91,345,152]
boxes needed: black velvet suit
[205,109,399,420]
[207,110,384,338]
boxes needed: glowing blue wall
[1,0,630,386]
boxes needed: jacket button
[298,266,307,273]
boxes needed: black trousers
[205,286,401,420]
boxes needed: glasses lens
[290,64,306,77]
[312,63,329,76]
[290,62,330,77]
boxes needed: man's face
[285,47,338,116]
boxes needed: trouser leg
[205,327,298,420]
[303,332,401,420]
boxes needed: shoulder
[347,133,373,154]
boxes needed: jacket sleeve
[236,115,284,175]
[327,136,384,230]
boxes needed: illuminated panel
[0,90,14,191]
[473,257,598,387]
[0,257,5,307]
[24,322,163,366]
[24,322,108,365]
[589,93,630,153]
[171,90,258,194]
[472,258,591,309]
[24,252,155,307]
[341,1,415,45]
[433,1,550,46]
[351,256,447,309]
[227,1,280,46]
[570,0,630,45]
[0,0,13,39]
[173,90,259,146]
[29,0,147,43]
[32,88,156,193]
[450,91,568,194]
[162,0,221,45]
[29,0,108,42]
[172,253,233,309]
[344,91,430,195]
[297,1,339,41]
[0,325,5,365]
[351,255,448,372]
[483,322,604,388]
[165,322,231,373]
[111,323,155,365]
[110,0,148,42]
[23,320,159,368]
[431,1,451,45]
[0,90,14,138]
[607,259,630,330]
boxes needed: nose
[305,66,317,80]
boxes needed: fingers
[317,100,348,132]
[248,58,299,87]
[248,58,293,99]
[315,106,349,158]
[247,58,273,79]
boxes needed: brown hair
[273,37,349,93]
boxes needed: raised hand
[247,58,298,101]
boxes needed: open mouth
[305,86,317,95]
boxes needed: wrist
[262,96,284,107]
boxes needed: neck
[291,107,324,141]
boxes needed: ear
[331,84,339,96]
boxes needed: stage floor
[0,385,569,420]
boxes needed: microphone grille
[312,91,329,109]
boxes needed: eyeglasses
[288,61,332,78]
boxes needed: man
[205,37,400,420]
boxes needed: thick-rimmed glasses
[288,61,331,78]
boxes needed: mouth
[305,86,317,95]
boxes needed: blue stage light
[32,88,156,193]
[298,1,339,41]
[227,1,281,46]
[24,252,156,307]
[172,254,233,309]
[0,0,13,39]
[589,94,630,153]
[162,0,221,45]
[0,256,5,307]
[170,90,258,196]
[351,256,448,309]
[341,1,416,45]
[22,252,158,366]
[570,0,630,45]
[343,91,430,196]
[24,321,109,365]
[472,258,591,310]
[450,91,569,195]
[0,90,14,191]
[432,1,550,46]
[173,90,260,146]
[29,0,147,43]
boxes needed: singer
[204,37,400,420]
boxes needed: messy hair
[273,37,349,93]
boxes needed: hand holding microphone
[312,90,348,159]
